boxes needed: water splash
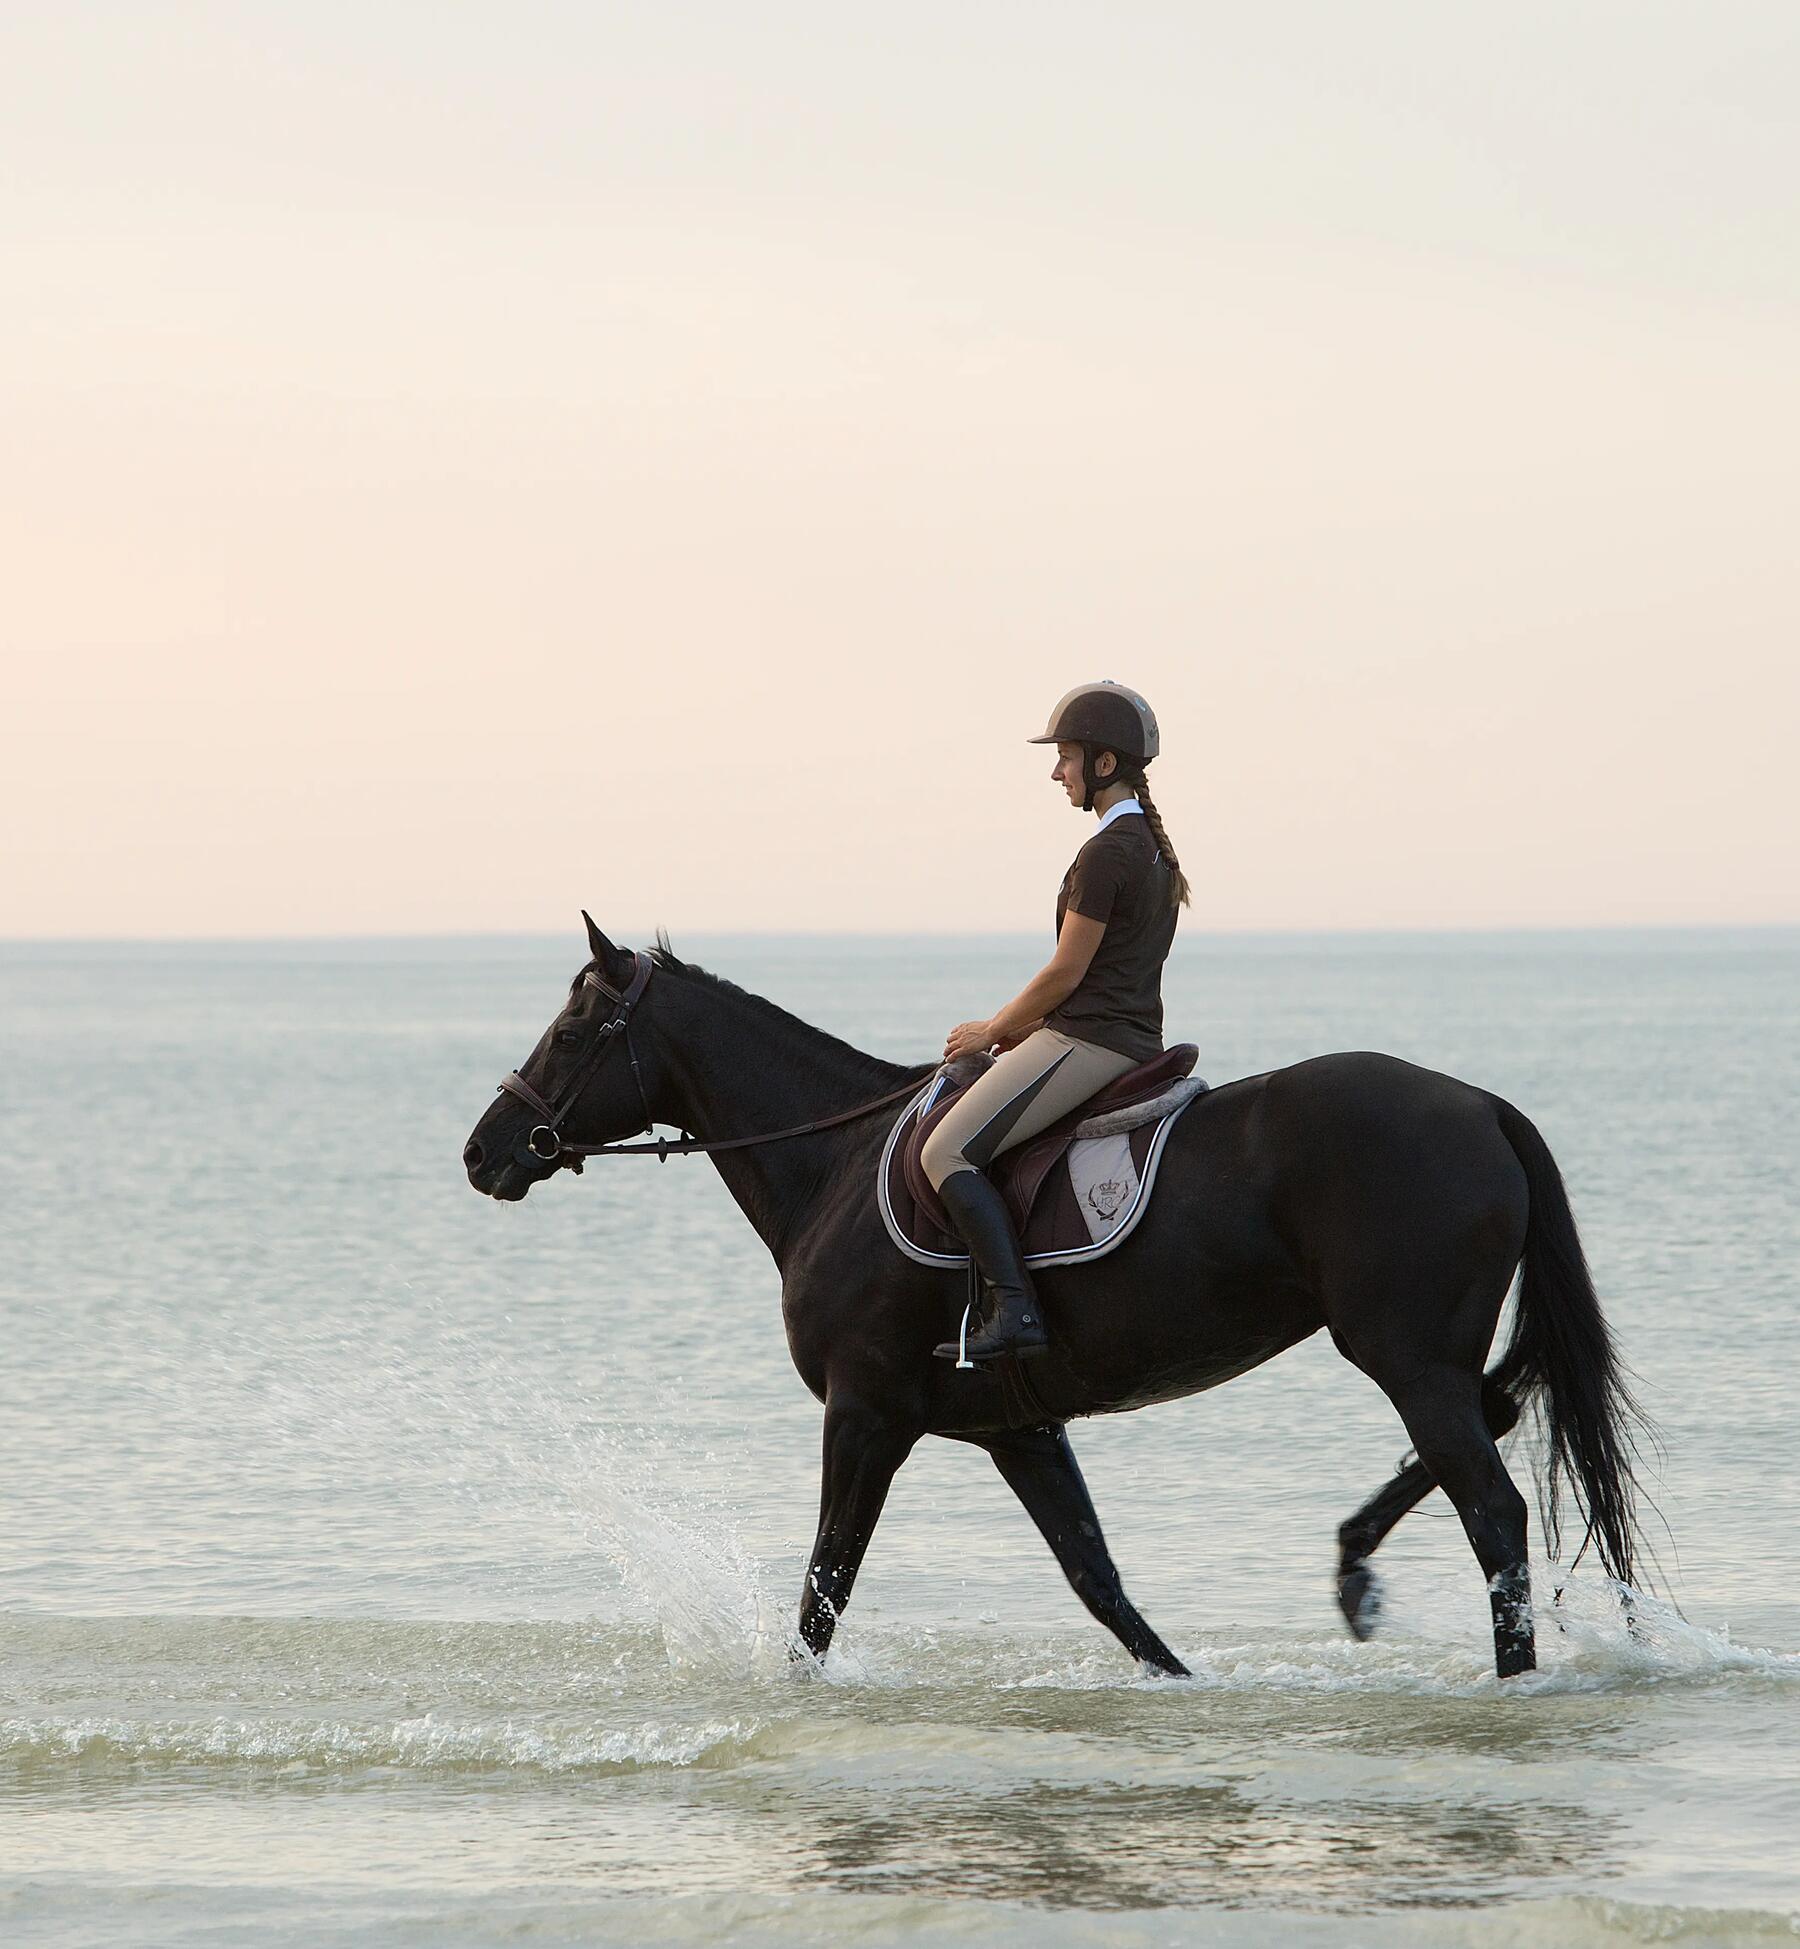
[1538,1574,1800,1686]
[207,1297,793,1676]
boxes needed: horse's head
[462,912,662,1201]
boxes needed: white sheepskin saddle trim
[1073,1075,1209,1139]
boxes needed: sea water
[1,930,1796,1946]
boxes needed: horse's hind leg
[1336,1377,1521,1640]
[979,1424,1188,1677]
[1386,1370,1535,1678]
[1336,1454,1433,1640]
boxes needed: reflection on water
[1299,1691,1646,1764]
[1,1706,1621,1915]
[790,1777,1614,1912]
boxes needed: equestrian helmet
[1027,681,1160,763]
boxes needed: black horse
[463,919,1645,1680]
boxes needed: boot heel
[929,1170,1051,1368]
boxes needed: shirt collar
[1094,794,1144,832]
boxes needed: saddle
[878,1044,1208,1268]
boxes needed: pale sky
[3,2,1797,937]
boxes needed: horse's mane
[643,930,921,1089]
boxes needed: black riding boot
[930,1169,1049,1364]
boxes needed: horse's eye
[555,1028,582,1048]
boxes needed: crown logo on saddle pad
[1086,1177,1129,1222]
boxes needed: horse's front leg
[796,1397,918,1664]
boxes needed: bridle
[493,950,924,1167]
[495,949,659,1166]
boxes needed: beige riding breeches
[919,1026,1139,1191]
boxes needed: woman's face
[1051,741,1112,807]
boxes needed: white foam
[0,1710,761,1774]
[801,1576,1800,1699]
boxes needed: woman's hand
[943,1019,996,1062]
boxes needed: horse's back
[1152,1048,1529,1301]
[1252,1050,1521,1181]
[1217,1048,1494,1116]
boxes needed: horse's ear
[581,910,630,983]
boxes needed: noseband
[489,950,924,1166]
[496,950,657,1165]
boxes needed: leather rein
[494,950,924,1167]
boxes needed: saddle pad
[877,1077,1206,1269]
[901,1043,1200,1235]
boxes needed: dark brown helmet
[1026,681,1161,763]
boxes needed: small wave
[814,1596,1800,1699]
[1167,1622,1800,1700]
[0,1711,762,1776]
[1544,1899,1800,1946]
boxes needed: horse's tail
[1486,1097,1648,1589]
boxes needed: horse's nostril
[463,1140,485,1171]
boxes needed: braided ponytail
[1133,775,1191,909]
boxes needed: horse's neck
[652,974,917,1266]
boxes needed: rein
[493,950,925,1166]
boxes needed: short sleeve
[1065,835,1128,924]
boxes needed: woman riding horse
[465,715,1649,1675]
[926,681,1191,1365]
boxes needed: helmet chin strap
[1080,744,1107,812]
[1081,746,1136,812]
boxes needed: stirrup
[932,1295,1050,1366]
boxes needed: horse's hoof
[1338,1562,1382,1641]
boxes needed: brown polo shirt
[1046,808,1177,1063]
